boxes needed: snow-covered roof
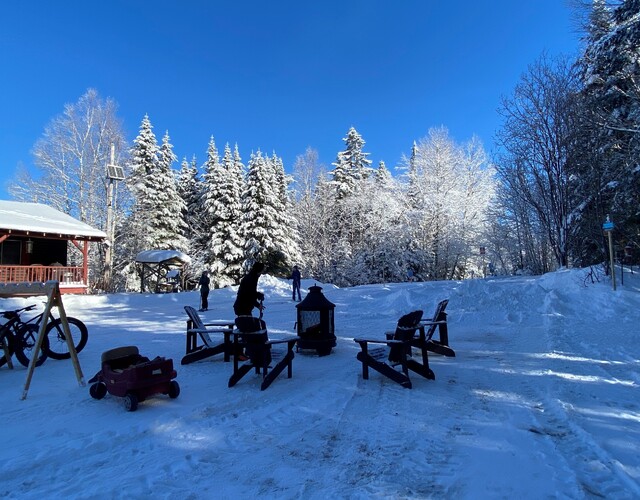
[135,249,191,265]
[0,200,107,240]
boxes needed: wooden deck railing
[0,265,84,285]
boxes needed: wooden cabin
[0,200,106,294]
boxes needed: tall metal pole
[608,230,616,291]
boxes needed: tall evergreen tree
[176,155,203,286]
[151,131,188,252]
[269,152,301,274]
[218,143,246,284]
[241,150,280,270]
[200,136,223,276]
[330,127,372,199]
[118,114,160,290]
[124,114,159,252]
[574,0,640,264]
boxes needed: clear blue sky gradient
[0,1,580,197]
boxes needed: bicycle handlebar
[0,304,37,319]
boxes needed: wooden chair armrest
[187,327,233,334]
[203,321,236,328]
[420,320,447,325]
[266,336,300,346]
[354,338,405,345]
[231,329,268,337]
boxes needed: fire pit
[295,285,336,356]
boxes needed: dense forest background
[9,1,640,292]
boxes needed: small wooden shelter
[0,201,106,294]
[135,249,191,293]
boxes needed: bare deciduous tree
[495,55,580,269]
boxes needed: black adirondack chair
[181,306,235,365]
[416,299,455,357]
[229,316,299,391]
[354,310,435,389]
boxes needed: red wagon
[88,346,180,411]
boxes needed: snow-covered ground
[1,267,639,499]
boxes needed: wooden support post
[2,341,13,369]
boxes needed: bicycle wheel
[14,324,49,368]
[45,317,89,360]
[0,326,14,367]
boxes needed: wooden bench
[181,306,235,365]
[354,310,435,389]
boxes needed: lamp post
[104,143,125,291]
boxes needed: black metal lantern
[295,285,336,356]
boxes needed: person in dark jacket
[290,265,301,301]
[198,271,210,312]
[233,262,265,316]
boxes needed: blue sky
[0,1,580,197]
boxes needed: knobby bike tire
[45,317,89,360]
[0,326,15,367]
[14,324,49,368]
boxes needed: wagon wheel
[89,382,107,400]
[124,392,139,412]
[168,380,180,399]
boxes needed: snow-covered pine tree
[374,160,393,190]
[574,0,640,264]
[177,156,202,244]
[147,131,189,252]
[203,138,243,288]
[200,136,223,279]
[119,114,161,290]
[268,152,301,275]
[406,141,423,211]
[176,155,204,287]
[241,150,280,271]
[217,143,246,284]
[330,127,373,199]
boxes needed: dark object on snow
[354,310,434,389]
[181,306,235,365]
[229,316,299,391]
[198,271,210,311]
[416,299,455,357]
[290,265,301,301]
[88,346,180,411]
[233,262,265,316]
[295,285,336,356]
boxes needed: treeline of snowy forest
[9,1,640,292]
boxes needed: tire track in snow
[515,287,640,499]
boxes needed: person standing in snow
[198,271,210,312]
[233,262,265,317]
[290,265,301,301]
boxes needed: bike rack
[0,280,85,399]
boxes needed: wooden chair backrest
[423,299,449,340]
[393,310,424,341]
[184,306,217,346]
[389,310,423,363]
[184,306,205,329]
